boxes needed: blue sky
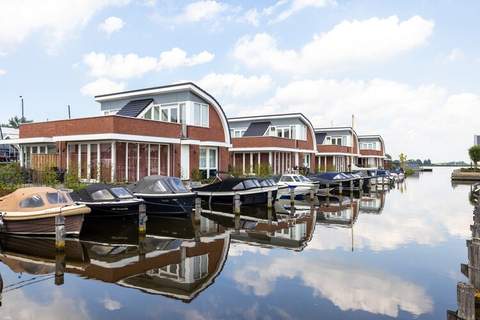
[0,0,479,162]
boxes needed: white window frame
[193,102,209,127]
[199,146,218,179]
[330,136,344,146]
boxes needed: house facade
[13,83,231,182]
[0,127,19,163]
[358,135,386,168]
[315,127,360,172]
[228,113,317,175]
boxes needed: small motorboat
[70,184,143,218]
[192,177,270,206]
[258,177,282,199]
[276,174,317,200]
[128,176,195,216]
[0,187,90,235]
[309,172,355,191]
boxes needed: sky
[0,0,479,162]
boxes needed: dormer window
[330,137,343,146]
[142,103,186,124]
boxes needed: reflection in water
[0,168,474,319]
[233,255,434,318]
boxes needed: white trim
[230,147,315,153]
[316,152,362,157]
[180,139,231,148]
[358,155,386,159]
[53,133,179,144]
[3,137,53,144]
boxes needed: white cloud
[236,78,480,161]
[0,0,130,54]
[233,256,433,317]
[178,1,228,22]
[81,78,126,96]
[272,0,337,23]
[234,16,434,73]
[198,73,273,98]
[83,49,214,79]
[242,9,260,27]
[102,296,122,311]
[99,16,125,35]
[0,69,6,76]
[446,48,464,62]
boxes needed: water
[0,167,474,320]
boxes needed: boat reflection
[201,201,316,251]
[359,191,386,214]
[0,215,230,304]
[317,194,359,227]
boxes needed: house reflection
[359,191,386,214]
[201,203,316,251]
[317,194,359,227]
[0,215,230,303]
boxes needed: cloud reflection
[233,256,433,318]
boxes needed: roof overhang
[230,147,315,153]
[1,137,54,144]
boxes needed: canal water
[0,167,473,319]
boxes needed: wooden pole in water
[234,193,241,214]
[195,195,202,220]
[290,187,295,212]
[339,182,343,193]
[457,282,475,320]
[55,214,65,251]
[267,190,273,208]
[309,189,314,201]
[138,203,147,234]
[55,252,65,286]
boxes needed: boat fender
[0,213,5,232]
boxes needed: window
[331,137,343,146]
[276,127,292,139]
[171,106,178,123]
[47,192,70,204]
[168,177,188,192]
[304,154,311,168]
[232,182,245,191]
[153,106,160,120]
[161,107,169,121]
[280,176,294,182]
[199,147,217,179]
[19,195,44,208]
[193,103,209,127]
[91,189,115,201]
[144,108,152,120]
[269,126,276,136]
[110,187,133,199]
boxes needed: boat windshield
[299,176,310,182]
[91,189,115,201]
[153,181,168,193]
[232,182,245,191]
[169,178,188,193]
[280,176,294,182]
[110,187,133,199]
[243,180,258,189]
[259,180,271,187]
[19,195,44,208]
[293,176,301,182]
[46,192,70,204]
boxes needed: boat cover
[0,187,73,212]
[192,178,261,192]
[71,184,135,203]
[128,176,190,195]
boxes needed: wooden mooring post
[234,193,241,215]
[55,214,65,251]
[138,203,147,234]
[194,195,202,220]
[267,190,273,208]
[55,252,65,286]
[339,183,343,193]
[456,282,476,320]
[289,187,295,214]
[309,189,315,201]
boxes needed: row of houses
[3,82,385,182]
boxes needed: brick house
[228,113,317,175]
[13,83,231,182]
[315,127,360,172]
[357,135,386,168]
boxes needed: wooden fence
[31,154,58,171]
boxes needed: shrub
[64,170,85,191]
[0,163,23,190]
[42,167,59,187]
[404,168,416,176]
[190,168,202,182]
[256,164,272,177]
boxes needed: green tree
[6,116,32,129]
[399,153,407,169]
[469,145,480,169]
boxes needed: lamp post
[19,96,24,120]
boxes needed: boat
[373,170,394,185]
[258,177,283,200]
[128,176,195,216]
[390,168,405,182]
[276,174,317,200]
[0,187,89,235]
[192,177,271,206]
[70,184,143,218]
[309,172,358,191]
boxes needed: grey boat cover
[128,176,190,195]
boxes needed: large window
[143,103,185,124]
[329,136,343,146]
[193,103,209,127]
[200,147,217,179]
[230,129,246,138]
[304,154,311,168]
[267,124,307,140]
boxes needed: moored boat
[0,187,89,236]
[70,184,143,218]
[128,176,195,216]
[192,177,270,206]
[276,174,317,200]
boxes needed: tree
[469,145,480,169]
[6,116,32,129]
[399,153,407,169]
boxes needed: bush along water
[0,163,23,195]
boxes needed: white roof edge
[229,147,315,153]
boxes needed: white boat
[276,174,317,199]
